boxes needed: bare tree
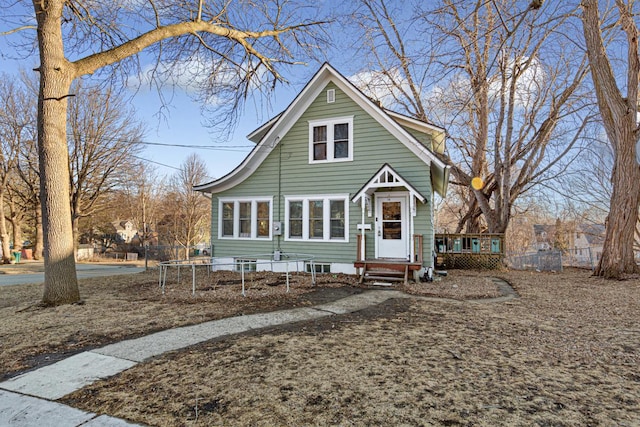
[0,77,33,263]
[114,163,164,250]
[1,0,325,305]
[67,82,145,251]
[351,0,593,236]
[8,72,44,260]
[580,0,640,278]
[15,132,44,260]
[157,153,210,259]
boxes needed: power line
[137,140,254,151]
[130,154,183,172]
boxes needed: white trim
[218,197,273,240]
[385,110,445,134]
[352,163,426,203]
[284,194,350,242]
[308,116,354,164]
[375,191,410,259]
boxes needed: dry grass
[4,268,640,426]
[0,267,496,381]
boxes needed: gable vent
[327,89,335,103]
[375,170,400,185]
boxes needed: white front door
[376,193,409,259]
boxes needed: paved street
[0,262,146,286]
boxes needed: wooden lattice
[442,253,504,270]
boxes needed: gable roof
[579,224,605,245]
[195,63,450,196]
[352,163,427,203]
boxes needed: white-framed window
[235,258,257,272]
[306,262,332,273]
[284,195,349,241]
[308,117,354,163]
[218,197,272,240]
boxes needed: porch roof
[351,163,427,204]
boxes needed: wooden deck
[435,233,505,269]
[354,259,423,285]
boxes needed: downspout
[277,137,282,252]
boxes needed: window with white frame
[285,195,349,241]
[309,117,353,163]
[218,198,272,239]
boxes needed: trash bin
[12,251,21,264]
[194,249,200,256]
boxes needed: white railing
[158,253,316,296]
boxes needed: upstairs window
[309,117,353,163]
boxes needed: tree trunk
[0,196,11,264]
[72,215,80,261]
[34,204,44,260]
[34,0,80,305]
[582,0,640,278]
[10,218,23,253]
[594,132,640,277]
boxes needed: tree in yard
[14,126,44,260]
[157,153,210,259]
[8,72,45,260]
[0,76,34,263]
[1,0,325,305]
[350,0,593,235]
[67,82,145,252]
[580,0,640,278]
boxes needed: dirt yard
[2,268,640,426]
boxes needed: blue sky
[127,81,297,181]
[0,32,315,181]
[0,2,346,182]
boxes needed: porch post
[360,195,366,261]
[409,195,415,262]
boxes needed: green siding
[211,82,434,265]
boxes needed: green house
[195,63,450,276]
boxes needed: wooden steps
[354,260,422,286]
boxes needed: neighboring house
[533,224,555,251]
[112,220,138,244]
[532,222,605,265]
[571,223,605,263]
[195,63,450,275]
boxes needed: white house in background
[112,220,138,243]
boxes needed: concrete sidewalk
[0,290,409,426]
